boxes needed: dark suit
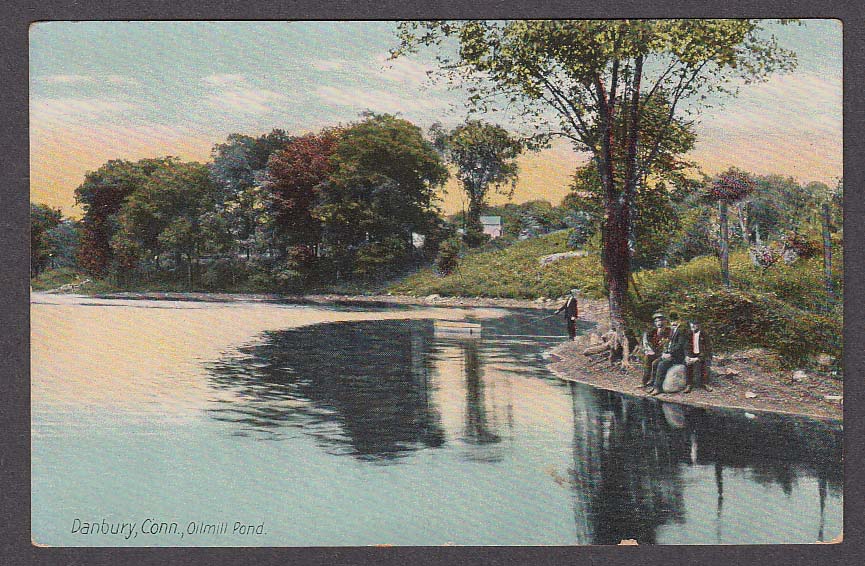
[686,330,713,389]
[642,326,672,386]
[555,296,579,340]
[651,324,689,389]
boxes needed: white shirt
[692,331,701,355]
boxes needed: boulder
[662,403,687,428]
[792,370,808,382]
[661,364,687,393]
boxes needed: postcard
[30,19,842,546]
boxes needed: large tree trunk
[602,201,631,334]
[718,200,730,287]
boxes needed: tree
[430,120,523,246]
[30,203,63,277]
[707,168,756,286]
[805,180,841,308]
[74,158,173,276]
[45,219,81,270]
[208,130,293,260]
[395,19,796,341]
[316,113,449,278]
[265,130,341,260]
[115,159,218,287]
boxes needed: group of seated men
[640,311,712,395]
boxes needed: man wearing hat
[648,311,689,396]
[641,312,672,388]
[684,319,713,393]
[554,289,580,340]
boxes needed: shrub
[436,237,463,275]
[781,232,821,259]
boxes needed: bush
[200,259,250,290]
[670,288,839,366]
[630,251,841,366]
[435,237,463,275]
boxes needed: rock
[661,364,687,393]
[534,297,546,303]
[816,354,835,368]
[744,412,756,419]
[824,395,843,402]
[745,391,758,399]
[662,403,687,428]
[538,251,588,266]
[792,370,808,382]
[425,294,441,301]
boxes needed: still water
[31,296,842,546]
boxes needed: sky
[29,20,842,217]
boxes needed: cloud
[201,74,287,114]
[315,85,449,116]
[30,97,137,120]
[105,75,141,86]
[202,74,248,87]
[693,72,841,183]
[373,53,434,87]
[311,59,346,72]
[204,88,287,115]
[38,74,94,84]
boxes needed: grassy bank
[389,231,841,368]
[389,232,606,299]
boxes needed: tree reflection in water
[566,384,842,544]
[205,319,445,461]
[203,313,841,543]
[456,337,504,463]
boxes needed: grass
[389,231,605,299]
[389,232,841,366]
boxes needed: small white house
[480,216,503,239]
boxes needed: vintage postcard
[30,19,842,546]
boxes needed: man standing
[684,320,713,393]
[649,312,689,396]
[555,289,580,340]
[641,312,671,388]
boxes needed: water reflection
[566,385,842,544]
[204,313,841,544]
[206,319,445,460]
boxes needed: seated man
[684,319,713,393]
[648,312,688,396]
[641,312,671,388]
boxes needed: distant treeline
[31,111,842,294]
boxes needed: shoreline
[545,349,841,423]
[40,289,585,311]
[34,290,842,421]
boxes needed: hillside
[390,232,842,367]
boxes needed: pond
[31,297,842,546]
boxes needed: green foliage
[29,267,116,293]
[435,236,463,275]
[317,113,449,277]
[74,158,174,276]
[430,120,523,244]
[390,230,605,299]
[630,252,841,365]
[30,203,63,277]
[396,19,797,325]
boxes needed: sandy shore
[542,299,842,422]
